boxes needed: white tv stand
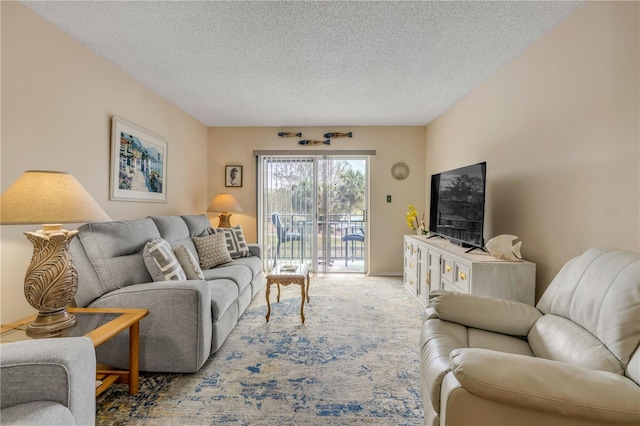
[404,235,536,309]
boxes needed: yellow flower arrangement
[406,205,427,234]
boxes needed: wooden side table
[1,307,148,396]
[266,264,310,323]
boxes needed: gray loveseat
[0,337,96,425]
[70,214,263,373]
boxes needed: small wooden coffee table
[0,307,148,396]
[266,264,310,323]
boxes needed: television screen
[429,162,486,248]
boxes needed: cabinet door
[428,251,441,291]
[418,246,429,301]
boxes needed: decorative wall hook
[298,140,330,146]
[278,132,302,138]
[324,132,352,139]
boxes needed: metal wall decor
[278,131,353,147]
[324,132,352,139]
[299,139,330,146]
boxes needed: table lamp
[0,170,111,336]
[207,193,243,228]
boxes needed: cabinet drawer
[404,240,413,257]
[441,256,455,281]
[454,264,470,292]
[405,272,417,291]
[405,256,417,276]
[442,280,461,293]
[405,240,417,260]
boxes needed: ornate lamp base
[23,224,79,337]
[218,213,232,228]
[26,309,77,337]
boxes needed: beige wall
[0,2,208,322]
[208,127,426,275]
[425,1,639,300]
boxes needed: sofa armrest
[429,290,542,336]
[247,243,262,259]
[450,348,640,425]
[86,280,212,372]
[1,337,96,426]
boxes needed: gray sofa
[0,337,96,425]
[70,214,263,373]
[419,247,640,425]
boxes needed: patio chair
[342,226,365,266]
[271,213,304,267]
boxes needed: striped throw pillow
[210,226,250,259]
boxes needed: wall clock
[391,162,409,180]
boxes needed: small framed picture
[225,165,243,187]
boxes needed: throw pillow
[192,233,232,269]
[174,244,205,280]
[210,226,250,259]
[143,238,187,281]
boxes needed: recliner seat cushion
[203,263,253,294]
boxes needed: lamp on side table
[0,170,111,336]
[207,193,243,228]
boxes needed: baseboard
[366,272,403,277]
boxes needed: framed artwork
[110,116,168,202]
[225,165,243,187]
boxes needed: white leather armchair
[419,247,640,426]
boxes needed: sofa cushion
[74,218,160,294]
[181,214,212,237]
[143,238,187,281]
[150,215,191,242]
[203,263,253,294]
[174,244,205,280]
[220,255,263,279]
[210,226,250,258]
[208,279,239,321]
[192,233,232,269]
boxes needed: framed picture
[110,116,167,202]
[225,165,243,187]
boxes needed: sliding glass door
[258,154,368,274]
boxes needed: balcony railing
[265,213,365,271]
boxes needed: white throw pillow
[174,244,205,280]
[143,238,187,281]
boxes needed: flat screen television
[429,162,486,250]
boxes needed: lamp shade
[207,193,243,213]
[0,170,111,224]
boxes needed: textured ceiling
[21,1,584,127]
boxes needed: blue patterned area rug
[96,275,425,425]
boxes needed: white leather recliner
[419,247,640,426]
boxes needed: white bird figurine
[485,235,523,261]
